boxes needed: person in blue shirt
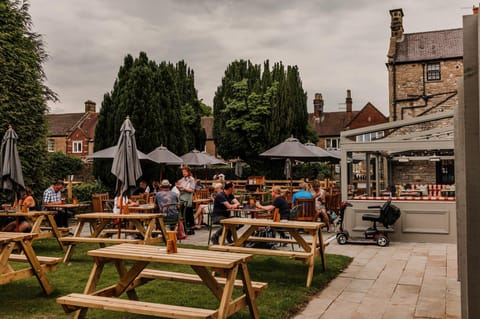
[292,182,313,204]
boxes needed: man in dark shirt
[210,182,240,245]
[256,186,290,239]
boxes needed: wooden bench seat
[209,245,313,259]
[59,237,143,244]
[137,269,267,294]
[9,254,62,265]
[57,293,218,318]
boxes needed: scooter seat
[362,214,381,222]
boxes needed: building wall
[388,59,463,121]
[391,161,437,184]
[50,137,67,153]
[66,128,89,157]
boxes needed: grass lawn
[1,239,352,319]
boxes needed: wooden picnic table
[0,232,61,295]
[129,204,157,214]
[60,212,168,263]
[57,244,266,319]
[228,207,269,218]
[209,217,326,287]
[0,210,65,250]
[43,203,90,210]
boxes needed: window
[72,141,82,153]
[356,131,384,142]
[426,63,441,81]
[325,138,340,150]
[47,139,55,152]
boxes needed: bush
[46,152,84,181]
[72,181,110,202]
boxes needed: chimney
[474,6,479,15]
[313,93,324,116]
[84,100,96,113]
[389,9,404,41]
[345,89,352,113]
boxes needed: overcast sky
[28,0,471,116]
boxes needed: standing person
[177,166,196,231]
[292,182,314,204]
[2,187,35,232]
[42,179,68,228]
[210,182,240,245]
[311,180,331,231]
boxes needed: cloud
[29,0,469,115]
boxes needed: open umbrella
[111,117,143,198]
[304,142,340,162]
[0,125,25,196]
[260,136,321,186]
[148,145,183,181]
[88,145,152,161]
[181,149,225,166]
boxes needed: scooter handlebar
[367,205,382,209]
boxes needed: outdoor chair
[290,198,316,222]
[91,193,110,212]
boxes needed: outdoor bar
[339,111,456,243]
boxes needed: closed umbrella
[284,158,292,180]
[0,125,24,196]
[111,117,143,198]
[234,159,243,178]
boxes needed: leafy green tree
[213,60,317,177]
[0,0,56,196]
[94,53,205,187]
[46,152,84,180]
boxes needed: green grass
[1,239,352,319]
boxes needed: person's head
[271,186,282,198]
[312,180,321,191]
[213,182,223,193]
[152,180,160,187]
[299,182,308,190]
[22,187,33,198]
[182,166,192,177]
[139,180,148,189]
[160,179,171,189]
[224,182,235,195]
[53,179,64,192]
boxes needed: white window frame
[325,138,340,150]
[356,131,384,143]
[72,140,83,153]
[47,139,55,152]
[426,62,441,81]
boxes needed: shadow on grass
[0,239,352,319]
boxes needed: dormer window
[426,62,441,81]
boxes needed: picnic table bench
[209,217,326,287]
[57,244,266,319]
[60,212,168,263]
[0,232,61,295]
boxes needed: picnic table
[0,232,61,295]
[209,217,326,287]
[0,210,65,250]
[129,204,156,214]
[60,212,168,263]
[57,244,267,319]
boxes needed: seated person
[132,180,149,195]
[42,179,68,227]
[210,182,240,245]
[292,182,313,204]
[310,180,332,231]
[195,179,205,190]
[2,187,35,232]
[154,180,186,239]
[193,183,222,229]
[255,186,290,238]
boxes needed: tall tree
[0,0,56,195]
[213,59,317,176]
[94,53,204,186]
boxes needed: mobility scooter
[336,200,401,247]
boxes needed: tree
[213,59,317,176]
[46,152,84,180]
[94,53,205,187]
[0,0,56,196]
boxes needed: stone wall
[391,160,436,184]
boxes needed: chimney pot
[84,100,96,113]
[313,93,324,116]
[389,8,404,41]
[346,90,352,113]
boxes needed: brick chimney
[84,100,96,113]
[313,93,324,116]
[346,89,352,113]
[474,5,479,15]
[389,9,404,41]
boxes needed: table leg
[234,225,257,247]
[46,214,65,250]
[217,265,238,319]
[0,243,16,274]
[316,228,326,271]
[63,221,86,263]
[20,238,54,295]
[239,262,260,319]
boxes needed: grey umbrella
[259,136,319,161]
[111,117,143,197]
[0,125,25,194]
[148,145,183,165]
[304,142,340,162]
[180,149,225,166]
[88,145,153,161]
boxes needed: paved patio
[181,228,460,319]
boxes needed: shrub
[72,181,110,202]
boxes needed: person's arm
[255,201,275,211]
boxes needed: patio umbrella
[111,117,143,198]
[304,142,340,162]
[260,136,321,186]
[180,149,225,166]
[88,145,152,161]
[148,145,183,180]
[0,125,25,197]
[234,158,243,177]
[284,158,292,180]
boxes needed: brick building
[46,100,98,160]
